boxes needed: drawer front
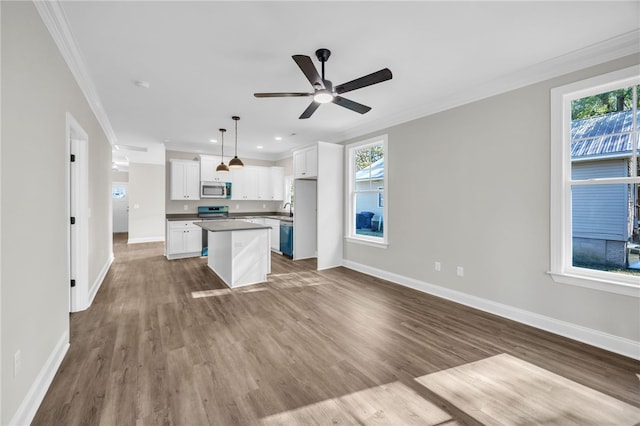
[168,220,201,230]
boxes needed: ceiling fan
[254,48,392,119]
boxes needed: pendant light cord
[219,128,225,160]
[234,118,238,156]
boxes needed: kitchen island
[196,220,271,288]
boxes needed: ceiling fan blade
[332,96,371,114]
[299,101,321,119]
[254,92,311,98]
[292,55,325,89]
[334,68,393,95]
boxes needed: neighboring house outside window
[346,135,388,247]
[550,66,639,296]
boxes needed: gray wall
[275,155,293,176]
[1,2,113,423]
[128,163,165,242]
[342,54,640,344]
[112,170,129,182]
[165,150,284,214]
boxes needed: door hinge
[70,279,76,288]
[70,154,76,162]
[70,217,76,225]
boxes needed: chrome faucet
[283,202,293,217]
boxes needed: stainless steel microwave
[200,181,231,199]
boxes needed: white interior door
[112,182,129,233]
[67,113,89,313]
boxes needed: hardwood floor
[33,233,640,425]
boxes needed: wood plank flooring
[32,233,640,425]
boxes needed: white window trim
[345,135,389,248]
[550,65,640,298]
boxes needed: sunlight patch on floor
[261,381,454,425]
[191,273,330,299]
[191,286,268,298]
[415,353,640,425]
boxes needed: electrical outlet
[435,261,441,271]
[14,350,21,377]
[235,204,240,210]
[457,266,464,277]
[183,204,188,211]
[262,204,266,209]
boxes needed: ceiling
[55,1,640,167]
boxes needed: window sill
[344,236,388,249]
[548,271,640,297]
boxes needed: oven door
[200,182,226,198]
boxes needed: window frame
[345,135,389,248]
[550,66,640,297]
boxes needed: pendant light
[229,115,244,168]
[216,128,229,172]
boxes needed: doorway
[67,113,89,312]
[112,182,128,233]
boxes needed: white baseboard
[9,330,70,426]
[127,236,164,244]
[342,260,640,360]
[87,253,113,306]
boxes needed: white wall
[342,54,640,356]
[1,2,113,423]
[128,163,165,243]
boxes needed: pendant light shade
[229,115,244,168]
[216,128,229,172]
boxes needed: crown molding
[338,29,640,142]
[34,1,117,145]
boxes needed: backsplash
[166,199,285,215]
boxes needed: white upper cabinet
[270,167,285,200]
[231,166,259,200]
[293,146,318,179]
[256,167,271,200]
[200,154,232,182]
[170,159,200,200]
[230,165,284,201]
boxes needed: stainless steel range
[198,205,229,220]
[198,206,229,255]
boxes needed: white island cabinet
[196,220,271,288]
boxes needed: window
[346,135,388,246]
[550,66,639,296]
[283,175,294,210]
[112,185,126,199]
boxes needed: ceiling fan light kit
[216,128,229,172]
[254,48,392,119]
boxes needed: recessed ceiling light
[275,136,282,141]
[209,139,217,143]
[134,80,150,89]
[257,145,263,149]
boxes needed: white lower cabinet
[166,220,202,259]
[264,218,280,252]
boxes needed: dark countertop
[195,220,271,232]
[166,213,293,222]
